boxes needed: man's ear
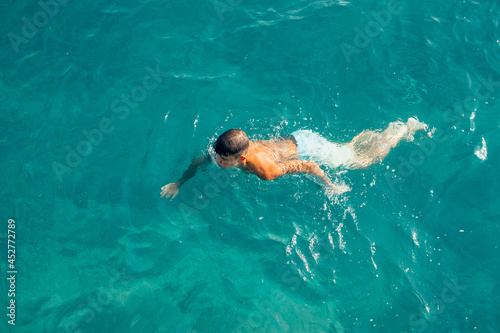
[240,155,246,161]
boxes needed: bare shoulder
[249,151,282,180]
[250,150,274,167]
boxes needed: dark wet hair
[213,129,250,156]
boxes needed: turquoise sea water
[1,0,500,332]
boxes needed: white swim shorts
[291,129,353,168]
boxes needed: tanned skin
[161,137,336,200]
[239,139,332,183]
[161,118,429,200]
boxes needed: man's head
[213,129,250,168]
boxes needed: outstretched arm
[175,155,211,187]
[161,155,211,200]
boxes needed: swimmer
[161,117,428,200]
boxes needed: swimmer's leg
[347,117,428,169]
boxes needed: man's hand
[161,183,179,200]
